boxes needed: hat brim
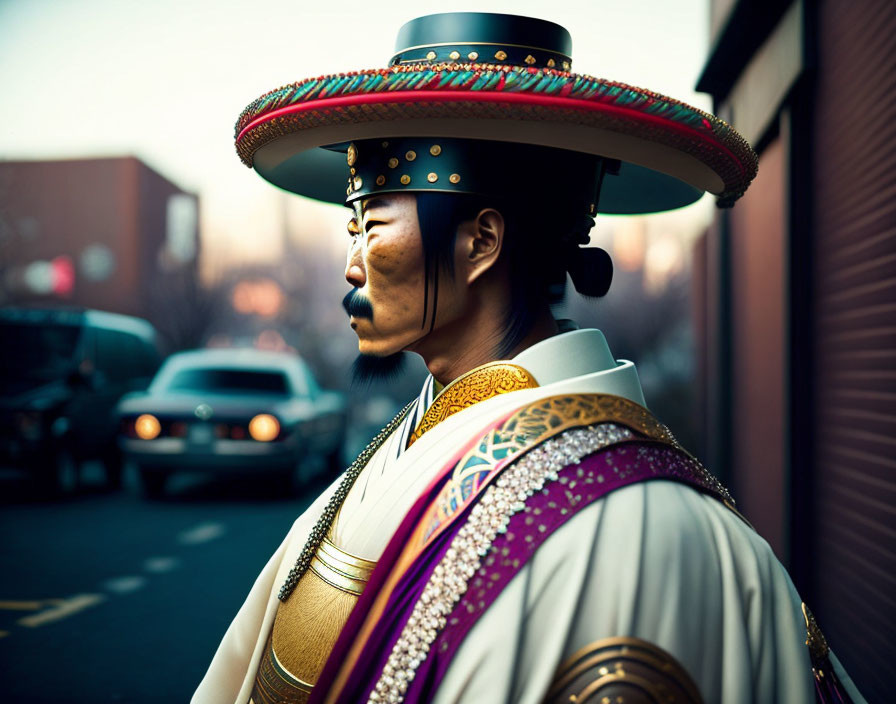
[236,65,757,213]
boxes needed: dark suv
[0,308,161,493]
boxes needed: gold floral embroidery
[407,361,538,446]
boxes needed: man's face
[344,193,438,357]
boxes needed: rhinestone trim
[367,423,633,703]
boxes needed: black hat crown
[390,12,572,71]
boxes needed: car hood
[116,392,307,420]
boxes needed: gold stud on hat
[376,175,386,186]
[427,172,438,183]
[346,143,357,166]
[449,173,461,184]
[448,50,460,60]
[524,54,536,65]
[495,50,507,60]
[547,58,556,68]
[429,145,441,156]
[388,157,399,169]
[400,174,411,185]
[405,150,417,161]
[426,50,436,60]
[468,51,478,60]
[353,176,363,190]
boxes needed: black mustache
[342,288,373,319]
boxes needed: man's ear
[459,208,504,285]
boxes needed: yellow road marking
[0,599,65,611]
[17,594,106,628]
[0,601,44,611]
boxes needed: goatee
[351,352,408,387]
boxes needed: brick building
[0,156,199,340]
[694,1,895,698]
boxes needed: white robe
[192,329,864,704]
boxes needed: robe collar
[410,327,645,445]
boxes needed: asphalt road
[0,462,332,703]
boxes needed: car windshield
[163,367,291,396]
[0,322,81,386]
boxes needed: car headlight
[248,414,280,442]
[135,414,162,440]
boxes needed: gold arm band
[272,648,315,694]
[309,557,368,595]
[319,537,377,571]
[308,537,377,595]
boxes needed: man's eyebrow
[361,196,389,215]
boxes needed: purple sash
[312,418,730,703]
[306,390,854,704]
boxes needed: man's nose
[345,242,366,288]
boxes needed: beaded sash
[361,436,728,704]
[313,394,734,704]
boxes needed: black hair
[414,192,600,358]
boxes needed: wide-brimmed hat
[235,12,757,214]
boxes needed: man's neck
[416,308,559,386]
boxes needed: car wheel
[138,466,169,499]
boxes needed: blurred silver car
[117,348,346,497]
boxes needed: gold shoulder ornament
[545,636,703,704]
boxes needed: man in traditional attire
[194,12,865,704]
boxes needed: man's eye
[364,220,385,234]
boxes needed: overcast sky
[0,0,713,273]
